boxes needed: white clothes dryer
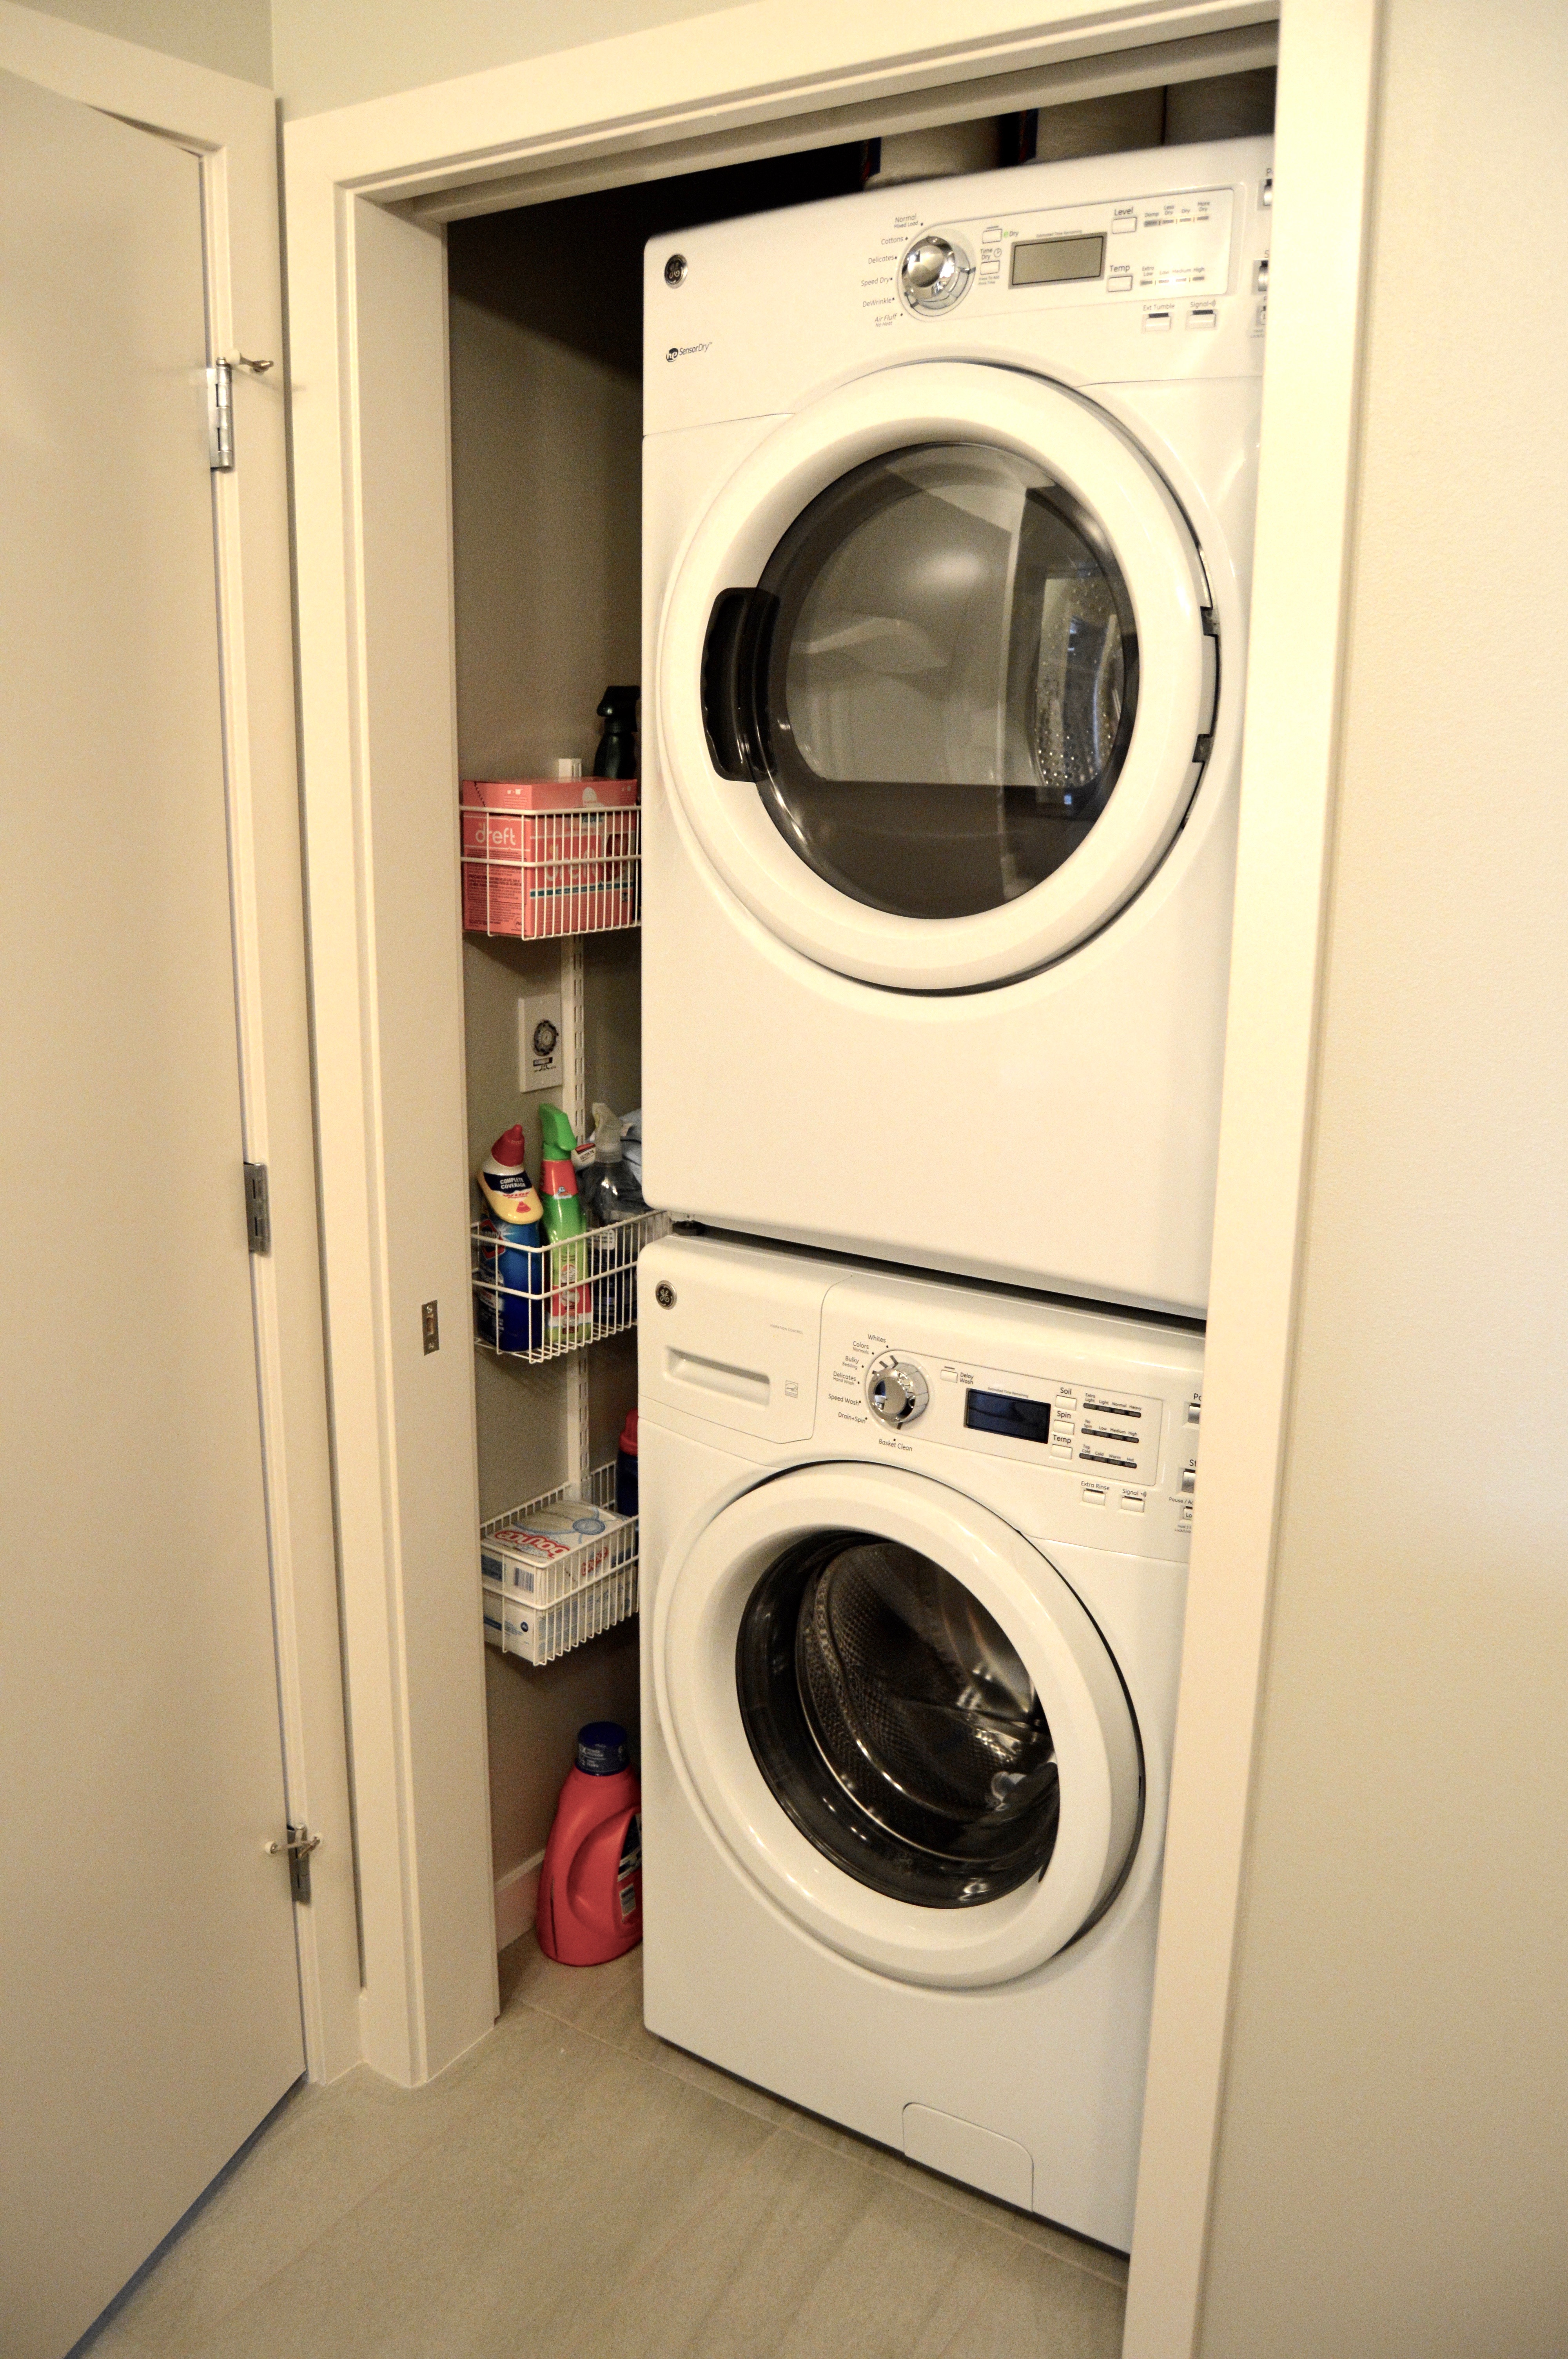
[642,138,1272,1314]
[639,1230,1202,2250]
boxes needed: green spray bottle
[537,1103,594,1346]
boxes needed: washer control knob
[866,1356,930,1428]
[898,234,974,315]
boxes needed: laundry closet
[445,64,1275,1962]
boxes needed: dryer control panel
[898,184,1237,320]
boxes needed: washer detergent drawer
[638,1233,828,1443]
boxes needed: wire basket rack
[472,1207,669,1363]
[461,801,641,940]
[480,1463,638,1666]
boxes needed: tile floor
[88,1937,1127,2359]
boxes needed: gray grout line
[501,1986,1127,2293]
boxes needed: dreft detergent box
[460,779,639,938]
[479,1499,632,1599]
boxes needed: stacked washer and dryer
[635,136,1272,2250]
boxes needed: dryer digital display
[964,1388,1053,1445]
[1010,232,1106,286]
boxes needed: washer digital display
[1010,232,1107,287]
[965,1388,1052,1445]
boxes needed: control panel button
[1180,1465,1197,1495]
[866,1354,931,1429]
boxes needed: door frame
[0,3,359,2086]
[281,0,1380,2346]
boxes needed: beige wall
[272,0,749,118]
[1198,2,1568,2350]
[28,1,741,120]
[22,0,269,82]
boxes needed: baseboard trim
[494,1851,545,1952]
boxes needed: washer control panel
[865,1353,931,1428]
[822,1300,1198,1543]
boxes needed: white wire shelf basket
[480,1463,638,1667]
[472,1207,670,1364]
[461,799,641,940]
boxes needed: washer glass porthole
[735,1528,1061,1907]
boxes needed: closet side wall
[449,267,644,1906]
[1198,3,1568,2351]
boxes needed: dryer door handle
[700,586,775,784]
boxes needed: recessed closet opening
[446,58,1276,1950]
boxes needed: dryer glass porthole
[735,1527,1061,1907]
[702,444,1139,921]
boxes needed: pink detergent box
[460,778,639,938]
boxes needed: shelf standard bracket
[561,934,592,1488]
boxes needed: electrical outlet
[519,993,563,1091]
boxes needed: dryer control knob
[866,1356,930,1428]
[898,235,973,315]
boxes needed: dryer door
[657,359,1214,993]
[653,1462,1142,1989]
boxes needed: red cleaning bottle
[535,1722,642,1966]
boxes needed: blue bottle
[475,1124,544,1353]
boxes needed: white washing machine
[642,137,1272,1314]
[639,1230,1201,2250]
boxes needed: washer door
[654,1463,1142,1988]
[657,360,1214,993]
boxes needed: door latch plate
[266,1823,321,1904]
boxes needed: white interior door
[0,71,305,2359]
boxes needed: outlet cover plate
[519,993,563,1091]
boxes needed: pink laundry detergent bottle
[535,1721,642,1966]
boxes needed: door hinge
[266,1823,321,1905]
[243,1161,271,1254]
[207,360,234,471]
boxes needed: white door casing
[656,360,1213,991]
[0,71,305,2359]
[654,1462,1142,1987]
